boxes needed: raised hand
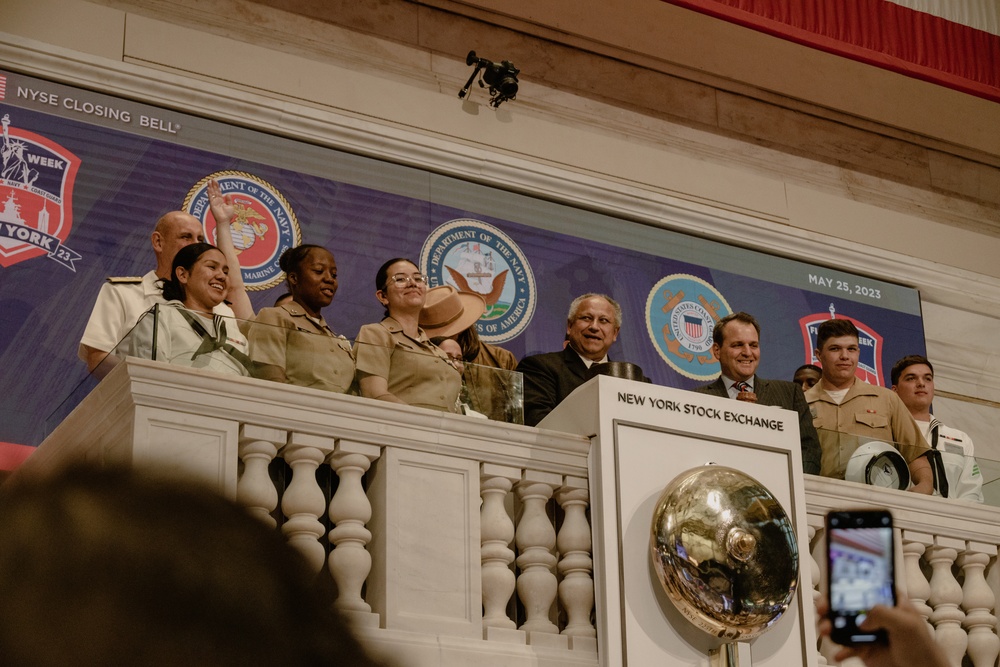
[207,178,235,227]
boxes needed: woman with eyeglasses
[248,244,354,393]
[124,242,251,376]
[353,258,462,411]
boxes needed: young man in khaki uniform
[805,319,932,493]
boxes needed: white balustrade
[327,441,380,614]
[959,546,1000,667]
[556,477,595,638]
[927,541,969,665]
[515,472,560,635]
[901,532,934,633]
[480,464,518,631]
[28,360,1000,667]
[236,424,283,528]
[807,522,830,665]
[988,557,1000,663]
[280,434,329,575]
[807,475,1000,667]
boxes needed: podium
[540,376,818,667]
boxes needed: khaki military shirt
[354,317,461,413]
[806,379,928,478]
[249,303,354,393]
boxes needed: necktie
[735,381,752,393]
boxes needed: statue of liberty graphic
[1,114,40,187]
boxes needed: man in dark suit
[695,312,822,474]
[517,293,621,426]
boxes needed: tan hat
[420,285,487,337]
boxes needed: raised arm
[208,179,254,321]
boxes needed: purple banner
[0,70,925,448]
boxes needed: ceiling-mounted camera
[458,51,520,108]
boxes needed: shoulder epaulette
[106,276,143,284]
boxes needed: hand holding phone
[826,510,896,645]
[817,596,950,667]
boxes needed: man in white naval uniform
[891,354,983,503]
[78,181,252,376]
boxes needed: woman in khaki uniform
[354,258,461,412]
[249,245,354,393]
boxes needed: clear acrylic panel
[46,306,524,432]
[351,336,523,423]
[817,427,993,505]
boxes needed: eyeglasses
[387,273,427,287]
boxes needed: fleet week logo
[646,274,732,381]
[184,171,300,290]
[800,304,885,386]
[419,219,535,343]
[0,112,82,270]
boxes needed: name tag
[941,442,964,455]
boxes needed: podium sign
[540,376,817,667]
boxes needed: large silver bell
[649,464,798,646]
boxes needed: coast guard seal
[184,171,300,290]
[419,219,535,343]
[646,274,732,381]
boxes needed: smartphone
[826,509,896,645]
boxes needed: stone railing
[27,359,596,666]
[24,359,1000,667]
[806,476,1000,667]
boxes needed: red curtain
[661,0,1000,103]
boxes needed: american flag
[0,75,6,101]
[684,314,703,339]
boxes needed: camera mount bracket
[458,51,519,108]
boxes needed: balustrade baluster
[328,441,380,613]
[281,436,329,574]
[901,531,934,637]
[987,556,1000,644]
[927,539,968,666]
[807,522,829,665]
[237,425,284,528]
[481,464,518,630]
[515,472,559,634]
[807,523,822,606]
[959,544,1000,667]
[556,477,595,638]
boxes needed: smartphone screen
[826,510,895,644]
